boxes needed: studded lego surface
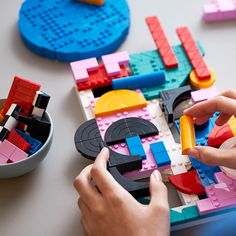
[18,0,130,62]
[72,16,236,229]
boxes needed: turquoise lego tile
[129,42,205,100]
[170,209,186,224]
[182,205,200,221]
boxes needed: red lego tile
[6,129,31,153]
[2,76,41,116]
[176,27,211,80]
[76,64,128,91]
[208,123,234,148]
[146,16,178,69]
[168,170,205,196]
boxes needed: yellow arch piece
[94,90,147,117]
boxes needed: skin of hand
[74,147,170,236]
[184,90,236,168]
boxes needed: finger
[78,198,90,217]
[91,147,124,194]
[74,165,101,207]
[184,96,236,119]
[189,146,236,168]
[149,170,169,208]
[215,113,232,126]
[221,90,236,100]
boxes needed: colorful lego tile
[180,115,195,155]
[168,170,205,196]
[191,86,219,103]
[189,68,216,89]
[146,16,178,69]
[170,205,200,225]
[75,88,95,120]
[6,129,31,153]
[16,129,43,155]
[102,51,130,76]
[175,112,219,147]
[170,209,186,224]
[197,182,236,215]
[203,0,236,22]
[112,71,165,90]
[176,27,210,80]
[150,141,171,167]
[190,157,221,187]
[18,0,130,62]
[70,58,99,83]
[2,76,40,117]
[0,139,28,163]
[126,136,146,160]
[76,64,128,91]
[129,42,205,100]
[208,116,236,148]
[94,90,147,117]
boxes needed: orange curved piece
[180,115,195,155]
[94,90,147,117]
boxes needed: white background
[0,0,236,235]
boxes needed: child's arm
[74,148,170,236]
[184,90,236,168]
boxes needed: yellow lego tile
[190,68,216,89]
[180,115,196,155]
[228,116,236,136]
[94,89,147,117]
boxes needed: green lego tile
[182,205,200,221]
[170,209,186,224]
[129,42,205,100]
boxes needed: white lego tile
[74,86,94,120]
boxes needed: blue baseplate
[18,0,130,62]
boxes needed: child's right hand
[184,90,236,169]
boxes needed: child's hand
[184,90,236,168]
[74,148,170,236]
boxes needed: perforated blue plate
[18,0,130,62]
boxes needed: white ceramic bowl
[0,99,53,178]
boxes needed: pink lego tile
[203,0,236,22]
[70,58,99,83]
[197,171,236,215]
[191,86,219,103]
[0,140,28,164]
[102,51,130,76]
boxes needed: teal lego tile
[129,42,205,100]
[170,209,186,225]
[182,205,200,221]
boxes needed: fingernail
[101,147,108,153]
[152,170,162,181]
[189,148,200,159]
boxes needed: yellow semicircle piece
[94,90,147,117]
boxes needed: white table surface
[0,0,236,235]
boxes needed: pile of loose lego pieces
[0,77,50,165]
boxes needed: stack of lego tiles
[0,76,51,165]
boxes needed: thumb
[189,146,236,168]
[149,170,169,209]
